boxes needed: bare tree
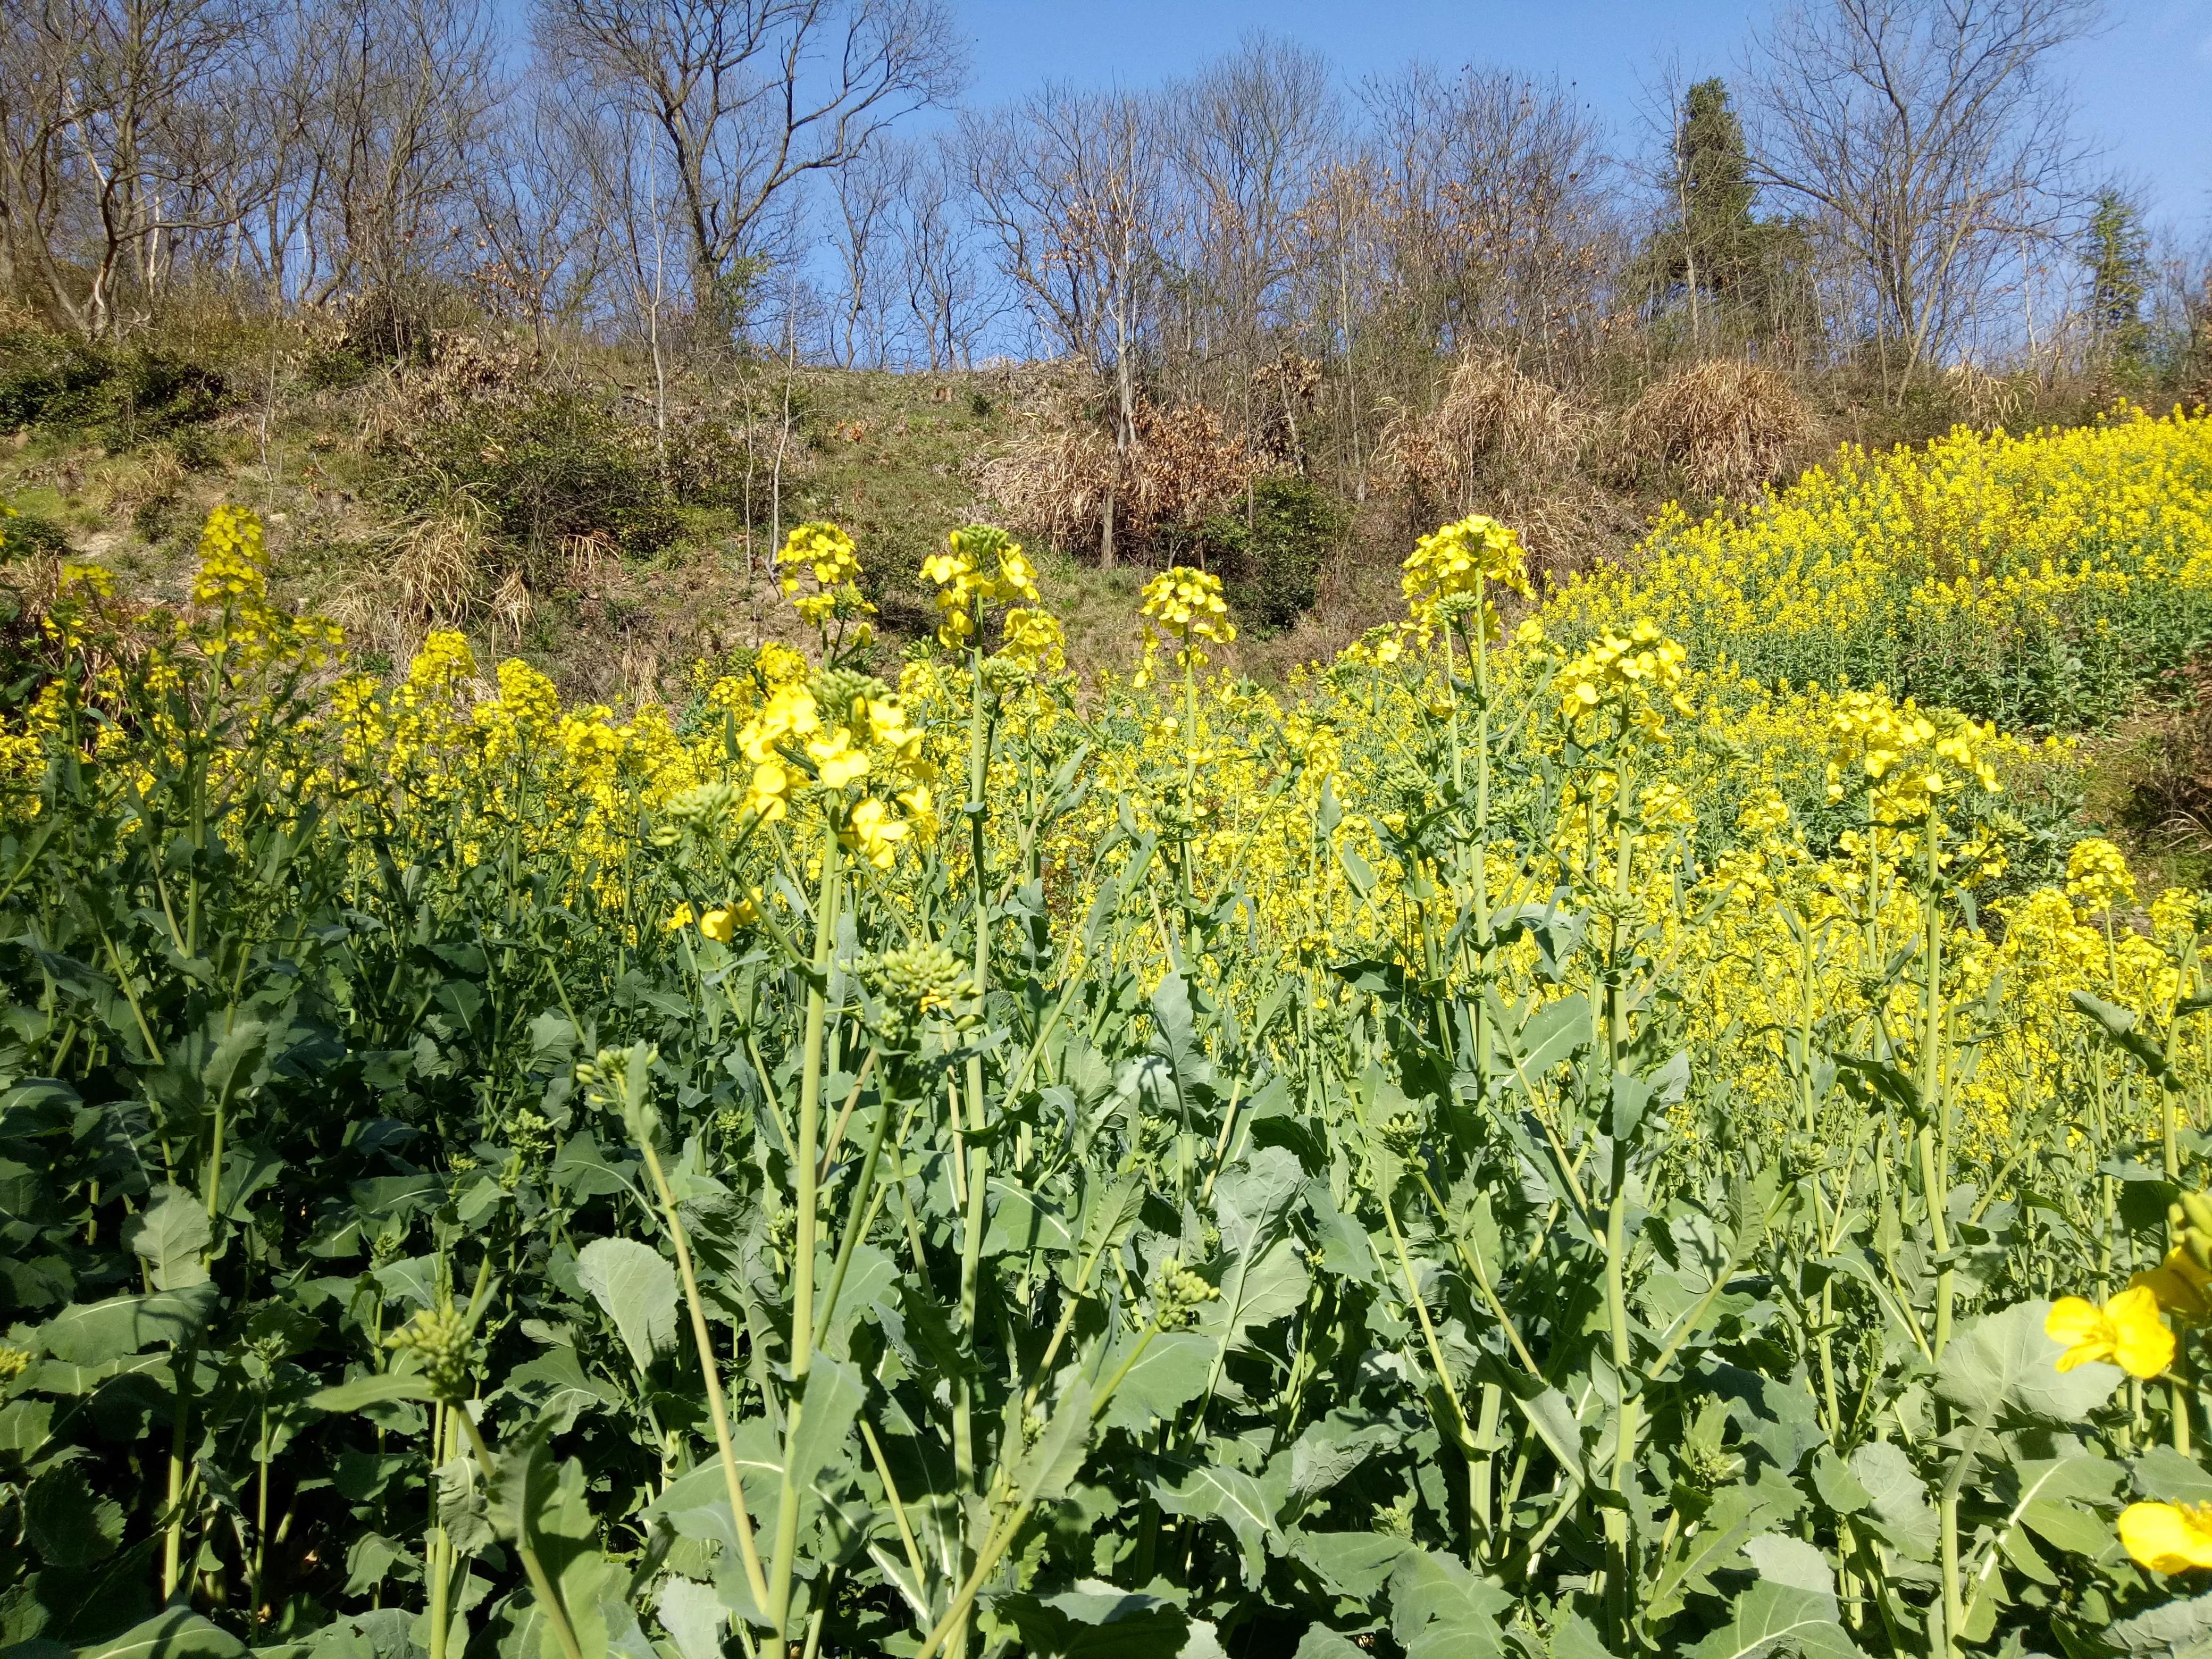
[1169,35,1337,466]
[1,0,266,334]
[892,133,995,370]
[534,0,962,332]
[312,0,501,312]
[963,86,1176,562]
[825,135,907,366]
[1361,65,1618,375]
[472,85,612,343]
[1745,0,2102,384]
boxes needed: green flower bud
[385,1305,477,1404]
[1150,1256,1221,1333]
[859,941,976,1048]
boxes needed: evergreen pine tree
[2084,189,2151,375]
[1641,78,1810,346]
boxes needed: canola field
[1,409,2210,1659]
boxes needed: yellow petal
[2121,1502,2212,1574]
[2045,1296,2112,1372]
[2106,1285,2176,1378]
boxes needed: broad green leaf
[0,1397,54,1458]
[782,1352,866,1516]
[372,1256,441,1314]
[654,1577,724,1659]
[2106,1590,2212,1656]
[313,1372,438,1412]
[2071,991,2176,1085]
[982,1182,1077,1256]
[574,1238,678,1373]
[2138,1446,2212,1505]
[76,1610,246,1659]
[1291,1632,1364,1659]
[1197,1234,1308,1357]
[1848,1441,1936,1561]
[23,1464,124,1565]
[1936,1301,2124,1425]
[1149,973,1201,1077]
[202,1018,270,1100]
[1689,1536,1860,1659]
[1495,993,1591,1090]
[1646,1468,1805,1622]
[1811,1448,1872,1516]
[640,1428,782,1557]
[1548,1611,1618,1658]
[1098,1330,1214,1432]
[39,1283,216,1364]
[437,1452,495,1556]
[342,1534,413,1597]
[814,1243,898,1352]
[1007,1376,1093,1507]
[1288,1532,1411,1601]
[988,1581,1193,1659]
[125,1185,210,1292]
[1152,1455,1281,1579]
[304,1607,416,1659]
[1283,1413,1394,1509]
[1388,1548,1510,1659]
[1985,1453,2124,1579]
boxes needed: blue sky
[943,0,2212,236]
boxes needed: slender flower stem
[457,1413,585,1659]
[766,819,842,1639]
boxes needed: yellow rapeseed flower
[2119,1502,2212,1573]
[2046,1286,2173,1377]
[2131,1249,2212,1322]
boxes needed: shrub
[0,326,228,447]
[1375,350,1588,509]
[1618,356,1814,496]
[381,388,676,556]
[0,510,71,560]
[1180,474,1346,634]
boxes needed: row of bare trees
[2,0,2194,412]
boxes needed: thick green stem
[161,1342,195,1599]
[1918,822,1956,1359]
[428,1403,452,1659]
[766,821,842,1639]
[458,1414,585,1659]
[640,1138,772,1617]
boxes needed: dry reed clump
[319,495,497,659]
[1940,364,2031,431]
[1616,358,1814,497]
[982,391,1255,556]
[1375,351,1588,508]
[362,329,537,449]
[94,443,191,525]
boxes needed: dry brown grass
[94,443,190,523]
[360,329,538,449]
[1375,351,1589,508]
[1616,358,1815,498]
[983,390,1255,558]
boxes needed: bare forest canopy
[3,0,2210,632]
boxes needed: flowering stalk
[766,817,842,1640]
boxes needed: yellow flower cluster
[2065,836,2138,916]
[1541,407,2212,729]
[3,498,2205,1178]
[1401,513,1531,629]
[777,522,874,627]
[1553,620,1691,728]
[1136,566,1236,682]
[920,524,1040,647]
[1823,691,2002,825]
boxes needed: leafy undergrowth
[0,483,2208,1658]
